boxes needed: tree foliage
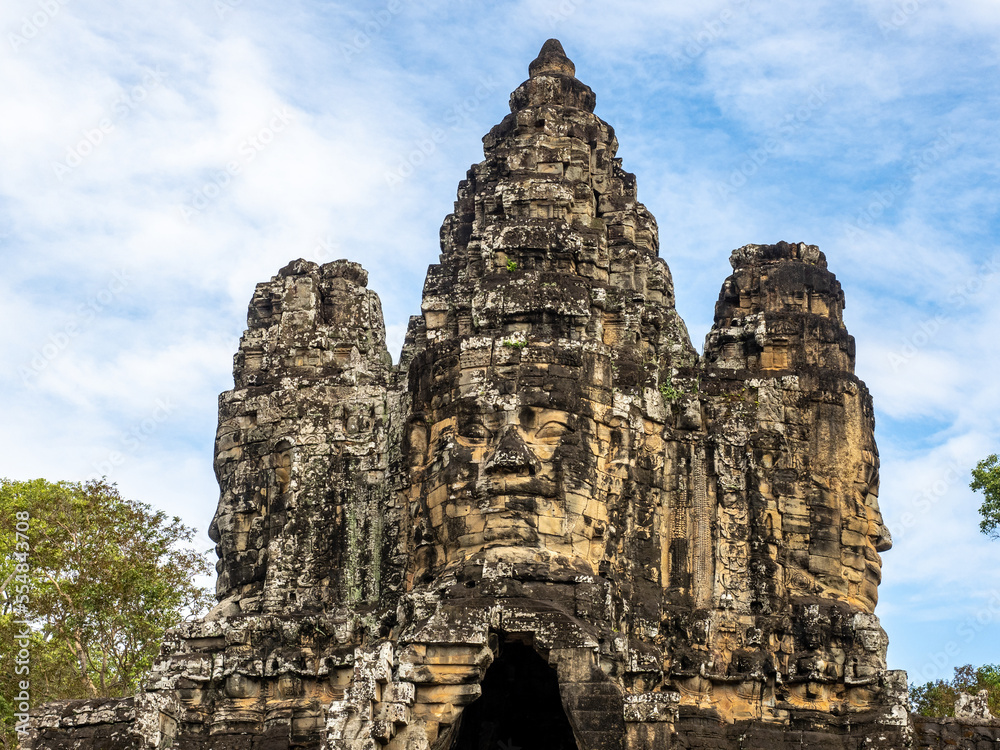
[971,454,1000,539]
[910,664,1000,718]
[1,478,213,747]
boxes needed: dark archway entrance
[449,639,579,750]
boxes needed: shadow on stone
[448,640,579,750]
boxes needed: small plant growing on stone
[659,379,682,401]
[505,258,518,272]
[502,338,527,349]
[724,386,758,405]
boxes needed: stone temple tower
[27,39,1000,750]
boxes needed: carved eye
[535,421,571,442]
[458,420,491,444]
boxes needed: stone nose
[874,522,893,553]
[484,427,537,475]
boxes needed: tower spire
[511,39,595,113]
[528,38,576,78]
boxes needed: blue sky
[2,0,999,685]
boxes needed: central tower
[404,39,697,588]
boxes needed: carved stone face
[407,360,627,579]
[859,447,892,611]
[779,415,891,614]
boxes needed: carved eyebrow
[535,420,573,439]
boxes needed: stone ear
[407,419,429,466]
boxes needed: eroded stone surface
[25,39,1000,750]
[956,690,995,721]
[207,258,401,617]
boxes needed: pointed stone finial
[529,39,576,78]
[510,39,595,113]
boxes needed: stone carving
[956,690,995,721]
[208,258,398,617]
[25,39,1000,750]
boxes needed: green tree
[910,678,958,718]
[1,478,213,747]
[971,454,1000,539]
[910,664,1000,717]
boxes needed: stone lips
[24,40,1000,750]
